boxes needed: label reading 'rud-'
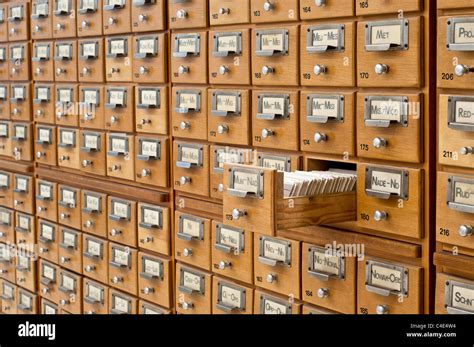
[453,181,474,206]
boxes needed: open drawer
[222,164,356,236]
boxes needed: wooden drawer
[32,42,54,81]
[57,127,80,169]
[254,289,301,314]
[301,22,355,87]
[105,35,133,82]
[0,45,8,81]
[0,5,7,42]
[83,278,108,314]
[1,280,17,314]
[15,252,37,292]
[78,38,105,83]
[103,0,132,35]
[17,288,38,314]
[299,0,354,20]
[57,268,81,313]
[105,85,135,132]
[34,124,57,166]
[300,91,356,156]
[0,171,13,209]
[250,0,298,24]
[357,18,422,88]
[138,203,171,256]
[33,84,55,124]
[53,0,77,38]
[437,172,474,250]
[357,163,423,239]
[36,180,57,222]
[81,191,107,238]
[77,0,103,37]
[15,212,35,247]
[37,219,58,263]
[8,2,30,41]
[13,174,34,214]
[173,141,210,197]
[131,0,165,32]
[175,211,211,271]
[0,84,10,120]
[41,298,59,314]
[208,89,250,146]
[10,84,32,122]
[139,300,170,314]
[209,28,251,85]
[435,273,474,314]
[357,93,423,163]
[58,227,83,273]
[55,84,79,127]
[252,90,299,151]
[58,185,81,229]
[212,277,253,314]
[54,40,78,82]
[109,289,137,314]
[212,221,253,285]
[302,243,356,314]
[209,0,250,26]
[80,130,107,176]
[83,234,108,284]
[135,85,168,135]
[108,242,138,295]
[438,94,474,169]
[11,122,33,161]
[135,135,169,188]
[132,33,167,83]
[0,208,14,245]
[358,257,422,314]
[138,252,172,308]
[9,42,30,81]
[169,0,207,30]
[176,263,212,314]
[79,85,105,129]
[172,87,208,141]
[251,26,299,86]
[171,32,208,84]
[210,146,252,200]
[0,121,11,158]
[107,196,137,247]
[106,133,135,180]
[0,243,15,283]
[438,0,474,9]
[356,0,422,16]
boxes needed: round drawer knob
[460,146,474,155]
[111,276,123,284]
[36,152,45,159]
[10,28,16,34]
[183,248,193,257]
[219,65,229,75]
[459,225,473,238]
[219,260,231,270]
[217,124,229,134]
[82,160,92,167]
[0,232,4,238]
[56,111,64,119]
[141,236,153,243]
[108,17,117,25]
[314,132,327,143]
[34,25,41,32]
[14,200,22,206]
[36,109,44,117]
[60,213,69,220]
[182,302,193,310]
[0,269,7,274]
[455,64,474,77]
[180,176,191,185]
[266,273,277,283]
[180,121,190,130]
[139,118,151,125]
[110,67,120,73]
[86,310,95,315]
[12,108,20,116]
[81,20,89,28]
[56,68,65,76]
[219,7,230,15]
[60,256,70,264]
[373,137,387,149]
[375,63,389,75]
[60,299,69,306]
[261,128,274,138]
[218,183,225,192]
[110,229,121,236]
[176,9,188,18]
[376,304,389,315]
[59,155,69,162]
[139,66,149,75]
[262,65,274,75]
[232,208,246,220]
[42,287,49,294]
[374,210,388,222]
[85,220,94,228]
[315,0,327,6]
[140,169,151,178]
[143,287,154,295]
[35,67,43,75]
[82,67,91,75]
[85,265,96,273]
[317,288,329,298]
[84,113,94,121]
[263,0,274,11]
[138,14,147,22]
[38,206,46,212]
[56,24,64,31]
[110,115,119,124]
[178,65,189,75]
[313,64,327,75]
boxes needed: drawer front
[32,42,55,81]
[0,5,7,42]
[208,89,251,146]
[0,84,10,120]
[300,91,356,156]
[138,252,172,308]
[435,273,474,314]
[104,85,135,132]
[137,203,170,256]
[57,269,81,313]
[1,281,17,314]
[139,300,170,314]
[53,0,77,38]
[357,93,423,163]
[209,28,251,85]
[34,125,57,166]
[58,185,81,229]
[254,233,301,299]
[175,263,212,314]
[356,0,422,15]
[9,42,31,81]
[357,164,423,239]
[79,85,105,129]
[0,171,13,208]
[36,180,58,222]
[212,277,253,314]
[106,133,135,180]
[171,32,208,84]
[81,190,107,237]
[37,219,59,263]
[0,45,8,81]
[135,85,168,135]
[301,22,355,87]
[103,0,131,35]
[107,197,137,248]
[169,0,207,30]
[173,141,210,197]
[251,26,299,86]
[83,234,108,283]
[175,211,211,271]
[105,35,133,82]
[83,279,108,314]
[10,84,32,122]
[15,212,36,247]
[254,289,301,314]
[252,90,299,151]
[8,2,30,41]
[39,259,59,303]
[57,127,80,169]
[437,172,474,250]
[0,121,11,158]
[109,289,137,314]
[17,288,38,314]
[250,0,298,24]
[13,174,34,214]
[438,0,474,9]
[33,84,55,124]
[11,122,33,161]
[131,0,165,32]
[55,84,79,127]
[209,0,250,26]
[358,258,422,314]
[172,87,208,141]
[15,253,36,292]
[132,33,167,83]
[77,0,103,37]
[80,130,107,176]
[439,94,474,168]
[211,221,253,284]
[357,18,422,88]
[135,135,169,188]
[54,40,78,82]
[58,227,83,273]
[41,298,59,314]
[0,244,16,283]
[78,38,105,83]
[301,243,356,314]
[0,208,14,245]
[108,243,138,295]
[299,0,354,20]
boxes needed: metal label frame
[32,43,50,61]
[364,96,409,128]
[365,166,409,200]
[85,282,105,305]
[137,137,161,161]
[134,35,158,59]
[110,245,132,269]
[139,204,163,229]
[15,213,31,233]
[133,0,155,7]
[179,267,205,296]
[39,221,55,242]
[447,96,474,132]
[35,126,53,145]
[84,237,104,259]
[258,236,292,267]
[255,29,289,56]
[447,176,474,214]
[79,40,99,60]
[107,134,129,157]
[0,85,7,100]
[211,91,241,117]
[212,31,242,57]
[140,255,164,281]
[79,0,98,13]
[104,0,125,11]
[217,281,246,312]
[258,153,291,172]
[34,85,51,104]
[10,45,24,62]
[259,294,292,315]
[213,147,246,174]
[0,208,11,226]
[54,0,72,15]
[306,24,345,53]
[365,260,408,297]
[178,214,205,241]
[174,89,201,114]
[107,37,128,58]
[0,47,5,62]
[32,0,50,19]
[81,87,100,106]
[307,245,345,281]
[12,124,27,141]
[59,186,77,207]
[0,121,8,138]
[11,85,26,101]
[257,93,290,120]
[14,175,28,193]
[80,131,101,152]
[137,87,160,109]
[17,289,33,311]
[447,17,474,51]
[56,86,73,104]
[0,172,9,189]
[173,33,200,58]
[2,282,15,301]
[54,42,73,60]
[109,198,131,221]
[444,279,474,314]
[365,19,409,52]
[105,88,127,108]
[8,5,23,21]
[82,191,102,214]
[111,293,131,314]
[215,223,244,254]
[58,128,76,147]
[306,94,345,124]
[228,166,264,199]
[60,228,78,250]
[176,143,203,168]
